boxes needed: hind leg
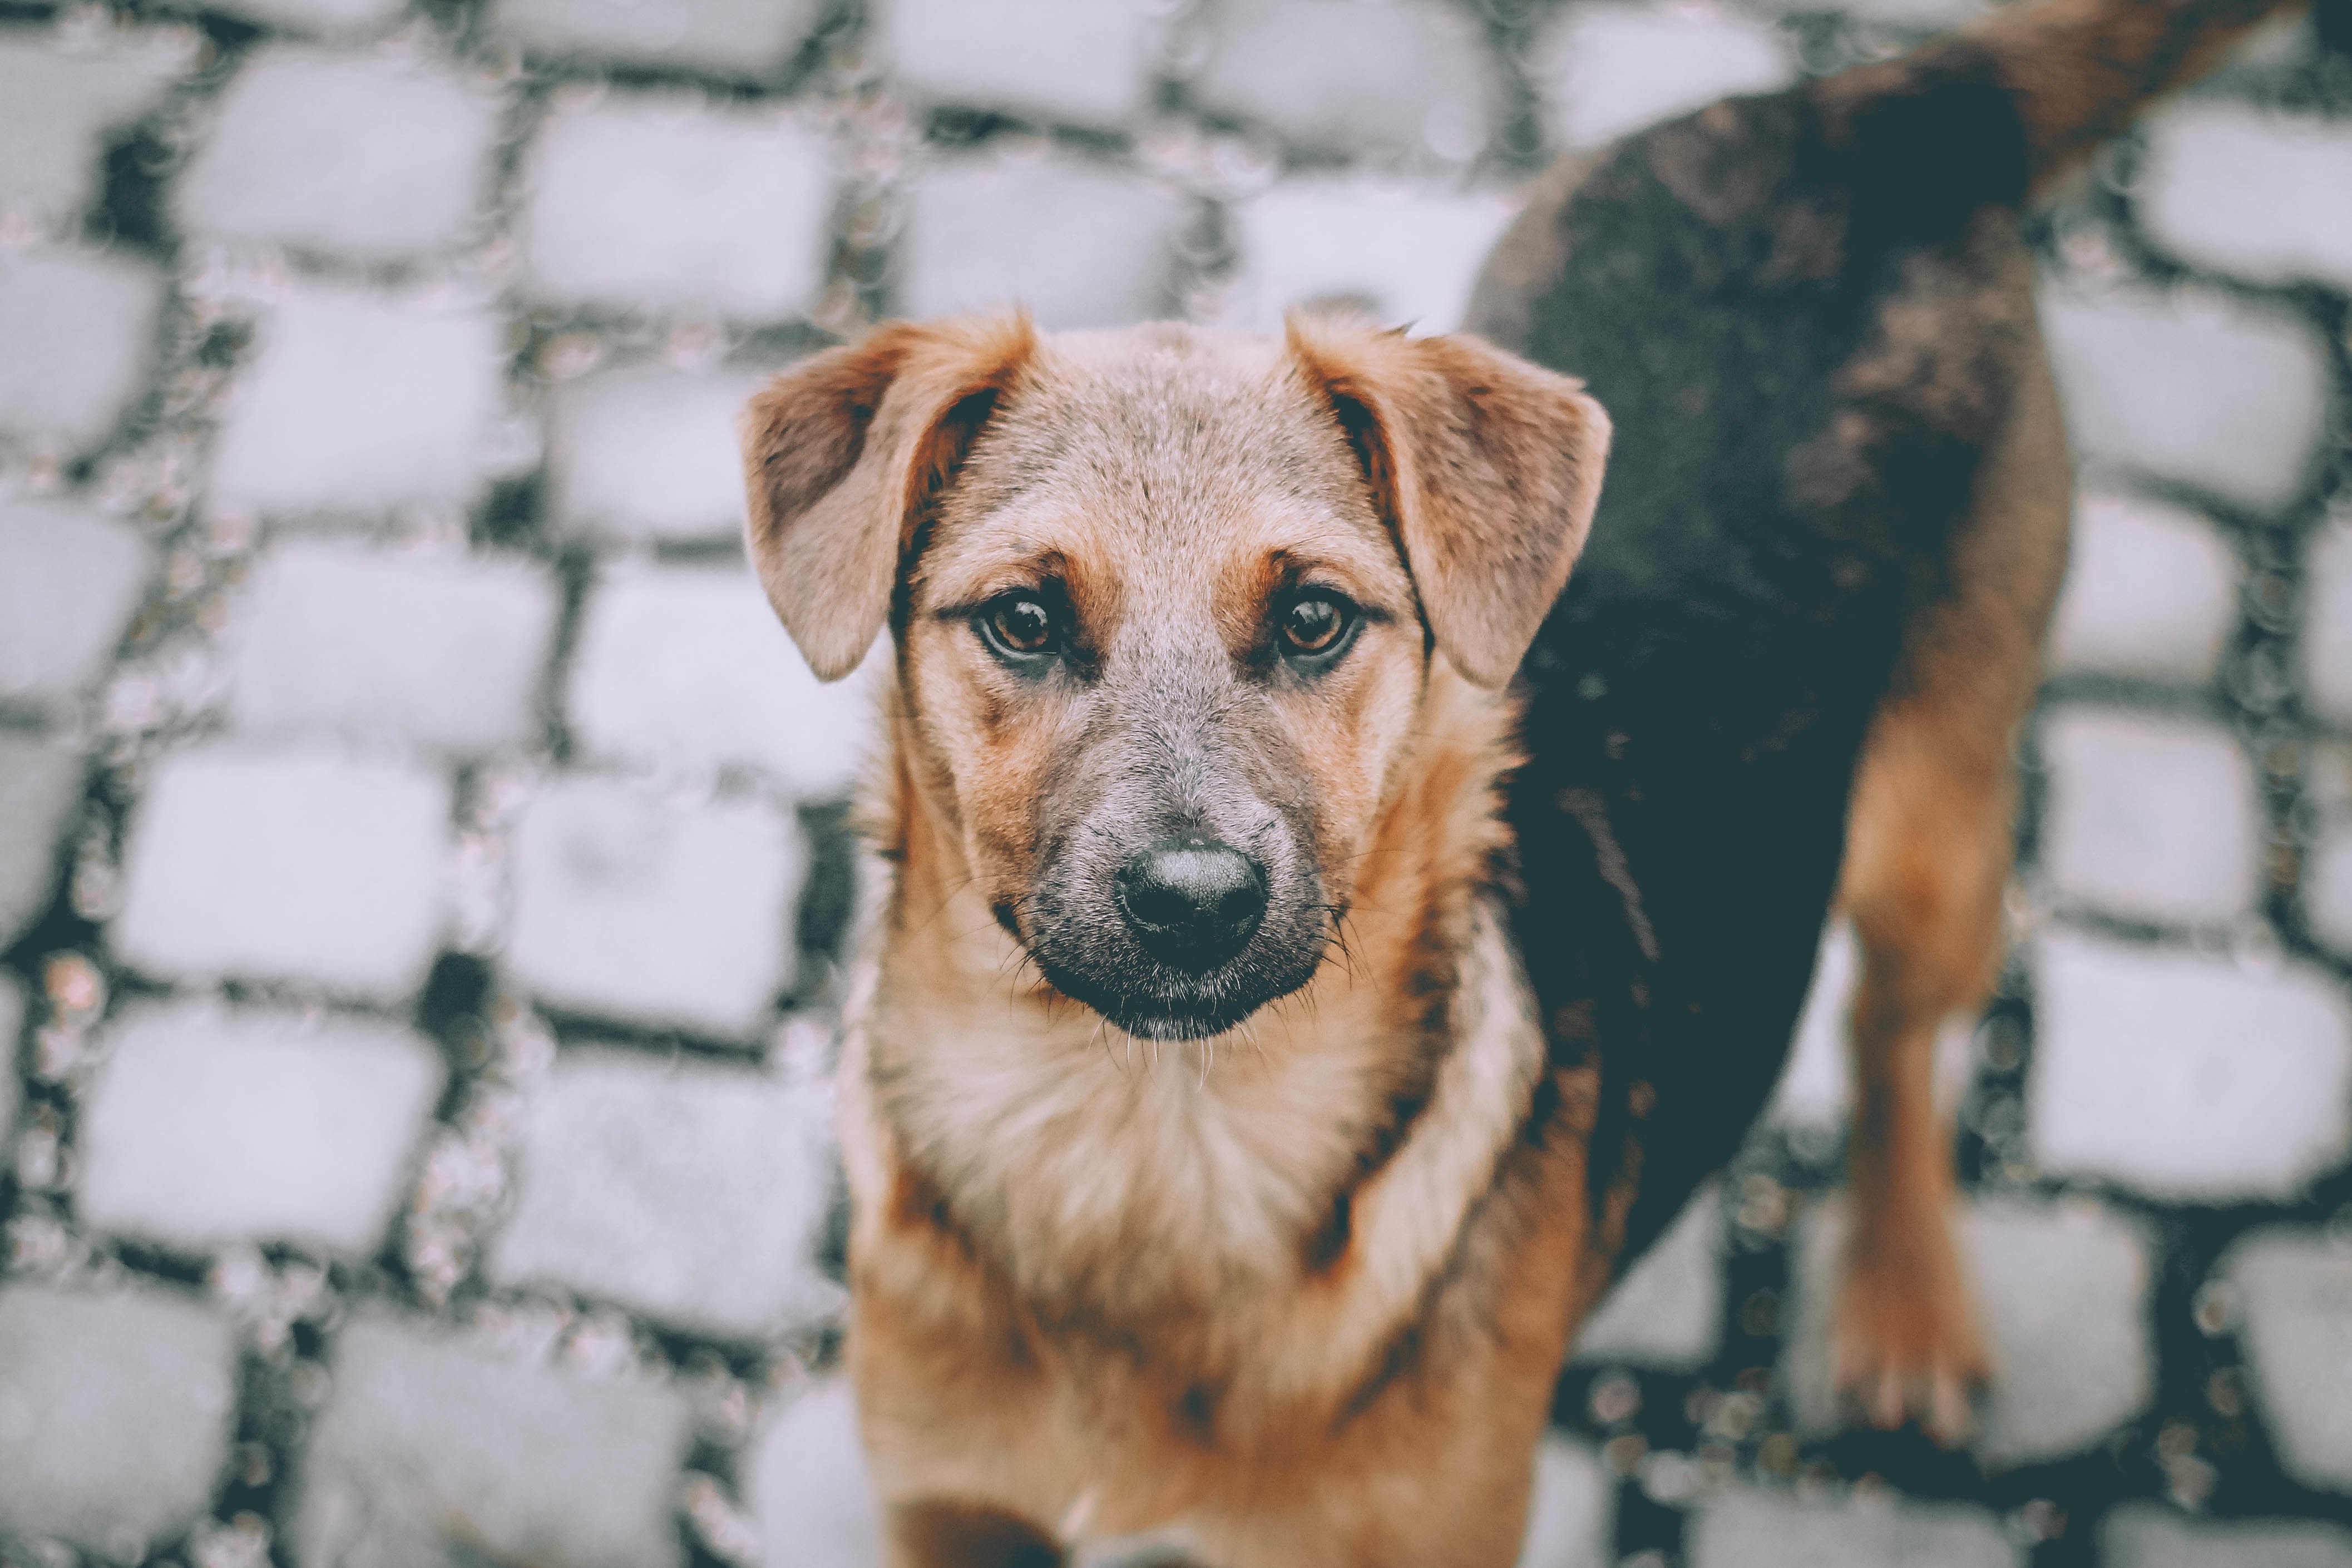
[1830,313,2071,1442]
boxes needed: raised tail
[1817,0,2304,202]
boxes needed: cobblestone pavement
[1,0,2350,1564]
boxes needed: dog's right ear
[739,315,1037,681]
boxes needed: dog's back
[1473,0,2301,1267]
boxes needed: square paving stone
[492,0,824,75]
[522,93,832,322]
[2048,494,2237,684]
[2302,519,2352,723]
[206,281,506,521]
[1192,0,1491,159]
[225,537,557,755]
[0,1284,239,1556]
[549,362,776,543]
[1572,1181,1723,1372]
[2141,103,2352,292]
[0,246,166,457]
[1228,178,1518,333]
[1686,1486,2018,1568]
[0,496,152,718]
[898,152,1187,329]
[565,561,882,798]
[878,0,1159,125]
[2043,278,2331,516]
[2103,1501,2352,1568]
[0,733,85,950]
[485,1048,831,1337]
[78,1000,446,1256]
[112,745,451,1000]
[2032,932,2352,1200]
[175,46,501,263]
[2040,709,2257,926]
[294,1314,693,1568]
[1532,3,1793,150]
[505,778,799,1038]
[2228,1229,2352,1496]
[0,31,190,224]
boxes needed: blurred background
[1,0,2349,1564]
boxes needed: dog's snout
[1114,837,1269,974]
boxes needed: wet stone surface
[1,2,2350,1565]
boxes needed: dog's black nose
[1114,837,1268,973]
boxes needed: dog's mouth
[1012,832,1331,1042]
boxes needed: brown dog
[738,2,2294,1561]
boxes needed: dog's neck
[839,663,1548,1382]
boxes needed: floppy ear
[739,314,1037,680]
[1286,315,1612,689]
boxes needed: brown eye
[1279,593,1350,656]
[979,594,1059,660]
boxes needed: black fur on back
[1466,60,2041,1267]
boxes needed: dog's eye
[1278,593,1355,658]
[977,594,1060,661]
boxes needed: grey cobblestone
[0,30,189,226]
[210,0,408,36]
[1572,1182,1723,1372]
[2032,932,2352,1199]
[112,745,451,1000]
[878,0,1161,127]
[2040,708,2258,925]
[205,280,507,522]
[175,46,501,264]
[224,537,556,755]
[0,1283,239,1556]
[490,0,825,76]
[2304,518,2352,723]
[0,974,19,1153]
[77,1000,444,1255]
[0,497,152,719]
[2041,278,2332,515]
[0,245,165,459]
[1192,0,1490,160]
[1531,2,1794,151]
[2142,102,2352,291]
[747,1377,883,1568]
[565,560,880,795]
[1516,1437,1609,1568]
[2230,1228,2352,1495]
[898,151,1190,329]
[0,733,83,950]
[1227,177,1518,332]
[505,776,801,1037]
[521,93,834,322]
[293,1313,695,1568]
[2047,492,2238,684]
[2103,1501,2352,1568]
[550,362,780,542]
[1684,1487,2018,1568]
[486,1048,832,1338]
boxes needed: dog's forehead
[935,324,1396,591]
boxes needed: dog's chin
[1035,954,1317,1043]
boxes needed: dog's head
[740,315,1608,1041]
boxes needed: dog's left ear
[1287,315,1611,689]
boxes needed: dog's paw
[1830,1241,1990,1446]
